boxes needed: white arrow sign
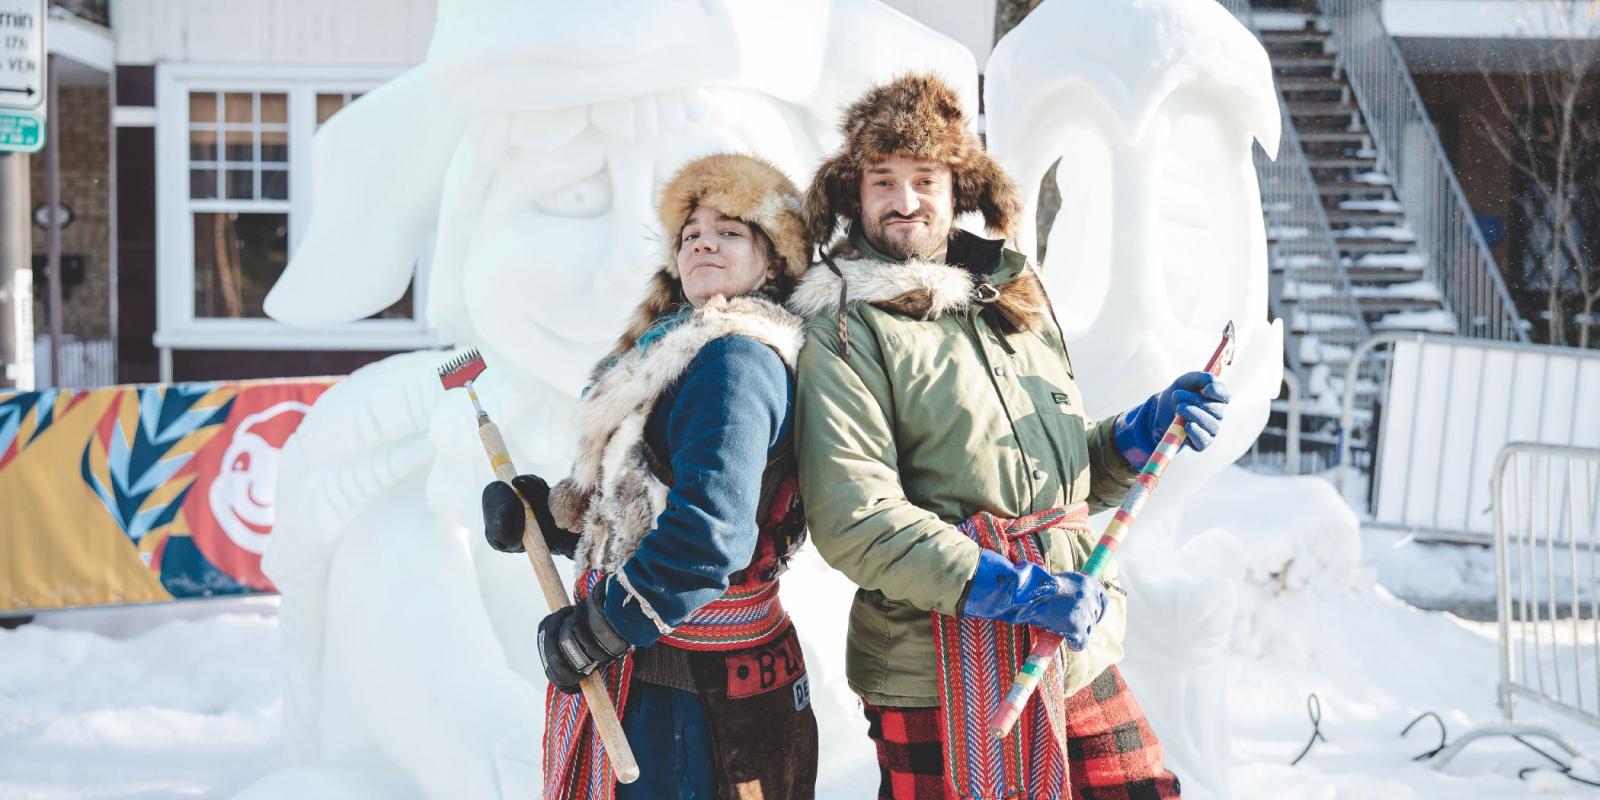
[0,0,44,111]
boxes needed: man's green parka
[789,228,1140,707]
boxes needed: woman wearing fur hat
[481,153,817,800]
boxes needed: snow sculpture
[985,1,1284,797]
[242,1,974,798]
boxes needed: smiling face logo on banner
[183,385,328,591]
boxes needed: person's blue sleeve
[602,334,793,647]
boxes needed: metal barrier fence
[32,336,116,389]
[1338,333,1600,543]
[1320,0,1528,343]
[1430,443,1600,767]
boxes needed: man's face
[858,154,954,261]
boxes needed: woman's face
[677,204,775,306]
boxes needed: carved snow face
[436,89,820,392]
[985,0,1284,484]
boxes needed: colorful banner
[0,378,333,612]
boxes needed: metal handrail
[1217,0,1369,389]
[1320,0,1529,343]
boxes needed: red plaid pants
[865,666,1181,800]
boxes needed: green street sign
[0,110,43,153]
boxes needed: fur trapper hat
[599,153,810,366]
[803,73,1021,246]
[658,153,810,282]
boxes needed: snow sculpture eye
[533,170,611,218]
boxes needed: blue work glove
[961,550,1107,651]
[1114,371,1231,470]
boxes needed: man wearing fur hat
[790,73,1230,798]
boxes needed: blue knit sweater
[601,334,795,647]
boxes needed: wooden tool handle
[478,418,641,785]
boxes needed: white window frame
[155,63,440,351]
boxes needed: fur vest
[547,295,806,576]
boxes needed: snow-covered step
[1338,198,1403,213]
[1317,183,1393,198]
[1276,76,1344,92]
[1272,55,1339,70]
[1372,308,1458,335]
[1325,208,1405,224]
[1297,131,1370,144]
[1336,225,1416,242]
[1287,101,1362,117]
[1308,160,1381,174]
[1351,281,1440,301]
[1254,10,1326,32]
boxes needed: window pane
[224,129,253,162]
[224,92,254,123]
[189,92,217,123]
[189,128,217,162]
[259,93,287,124]
[260,129,288,163]
[192,212,289,319]
[316,92,352,127]
[189,169,218,199]
[225,169,255,200]
[261,169,288,200]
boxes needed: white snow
[1339,225,1417,242]
[0,603,282,800]
[8,469,1600,798]
[1354,171,1394,186]
[1252,11,1320,32]
[1353,252,1428,269]
[1339,199,1403,213]
[1295,311,1364,332]
[1353,281,1443,300]
[1374,308,1459,333]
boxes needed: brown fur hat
[657,153,810,282]
[598,153,809,368]
[804,72,1021,246]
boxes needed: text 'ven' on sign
[0,0,44,154]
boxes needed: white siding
[113,0,436,65]
[1385,0,1599,39]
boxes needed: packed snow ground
[5,468,1600,798]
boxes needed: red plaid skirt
[865,666,1181,800]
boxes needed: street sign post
[0,0,44,155]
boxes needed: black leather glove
[538,580,631,693]
[481,474,580,557]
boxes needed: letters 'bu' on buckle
[973,282,1000,304]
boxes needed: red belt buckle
[725,635,805,699]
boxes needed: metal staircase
[1222,0,1529,473]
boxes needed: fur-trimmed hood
[788,238,1050,335]
[549,295,805,583]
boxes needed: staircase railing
[1218,0,1370,380]
[1320,0,1530,343]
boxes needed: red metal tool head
[1206,321,1237,376]
[437,348,487,390]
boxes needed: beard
[861,211,952,261]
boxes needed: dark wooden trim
[173,349,410,382]
[114,65,155,109]
[115,126,157,384]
